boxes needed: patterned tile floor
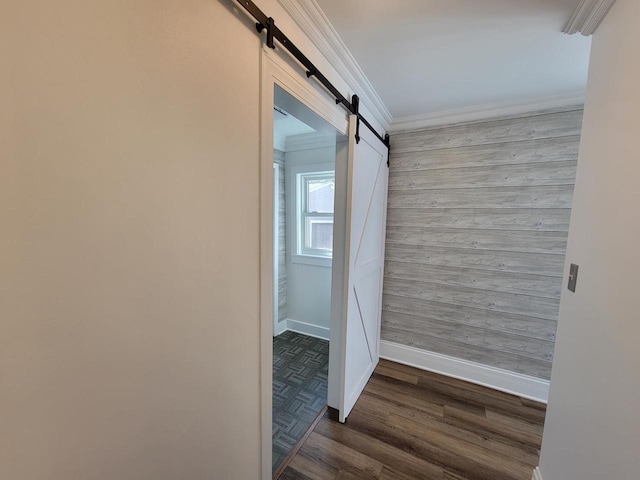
[272,331,329,473]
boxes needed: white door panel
[339,116,389,422]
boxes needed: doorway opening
[261,50,389,478]
[271,86,345,475]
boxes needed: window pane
[307,177,334,213]
[306,217,333,251]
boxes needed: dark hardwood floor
[278,359,545,480]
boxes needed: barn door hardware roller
[233,0,391,156]
[352,95,361,144]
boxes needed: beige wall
[538,0,640,477]
[0,1,363,478]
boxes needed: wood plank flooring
[279,360,545,480]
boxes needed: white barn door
[338,116,389,422]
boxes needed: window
[297,171,335,258]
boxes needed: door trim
[259,46,349,480]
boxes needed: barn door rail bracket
[234,0,390,155]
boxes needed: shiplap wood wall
[382,107,584,380]
[274,149,287,322]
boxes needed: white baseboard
[532,466,544,480]
[379,341,549,403]
[274,318,288,336]
[285,319,331,341]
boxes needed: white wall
[538,0,640,478]
[0,0,375,478]
[285,142,336,339]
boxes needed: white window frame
[289,163,335,268]
[298,170,335,258]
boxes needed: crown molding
[284,132,336,152]
[388,91,586,133]
[563,0,617,36]
[277,0,392,130]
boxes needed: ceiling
[273,107,316,151]
[274,85,344,151]
[314,0,592,119]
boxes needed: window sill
[291,254,332,268]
